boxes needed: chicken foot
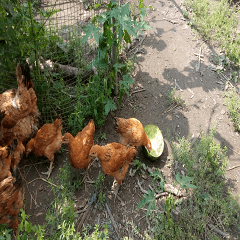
[41,161,54,179]
[110,161,129,198]
[111,180,120,199]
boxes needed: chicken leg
[41,161,54,179]
[111,161,129,197]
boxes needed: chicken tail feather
[53,117,62,130]
[127,146,137,162]
[16,63,34,89]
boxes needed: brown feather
[25,117,63,163]
[114,117,152,152]
[63,119,95,169]
[89,142,137,185]
[0,169,23,230]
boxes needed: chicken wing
[114,117,152,152]
[25,117,63,178]
[89,142,137,194]
[63,119,95,177]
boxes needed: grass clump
[184,0,240,65]
[0,162,109,239]
[145,126,240,239]
[166,83,187,110]
[224,88,240,131]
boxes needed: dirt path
[22,0,240,238]
[135,0,240,202]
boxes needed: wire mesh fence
[0,0,110,131]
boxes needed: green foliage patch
[183,0,240,65]
[224,88,240,131]
[146,126,240,239]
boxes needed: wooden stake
[105,203,120,239]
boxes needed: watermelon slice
[143,124,164,161]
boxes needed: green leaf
[120,73,134,89]
[137,189,155,217]
[176,172,198,190]
[150,168,164,183]
[103,98,117,115]
[123,29,131,43]
[121,3,130,16]
[113,62,125,72]
[82,23,101,44]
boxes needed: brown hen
[0,145,12,182]
[0,63,40,149]
[0,167,23,231]
[63,119,95,172]
[25,117,63,178]
[89,142,137,194]
[114,117,152,152]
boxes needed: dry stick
[130,88,146,95]
[20,172,37,206]
[27,178,63,189]
[149,185,167,198]
[33,164,42,178]
[137,178,183,197]
[228,146,240,155]
[35,188,38,204]
[137,215,146,222]
[105,203,120,239]
[194,53,204,58]
[175,82,183,92]
[22,161,49,168]
[128,34,147,53]
[76,205,91,232]
[219,72,234,88]
[163,17,178,24]
[137,178,148,194]
[196,47,202,72]
[208,224,230,239]
[163,103,178,114]
[75,204,88,214]
[226,164,240,171]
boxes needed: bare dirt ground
[21,0,240,238]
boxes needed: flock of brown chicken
[0,64,152,232]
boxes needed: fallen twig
[195,47,202,72]
[130,88,146,95]
[76,205,91,232]
[105,203,120,239]
[75,204,88,214]
[165,184,185,197]
[219,72,234,88]
[208,224,230,239]
[22,161,49,167]
[163,103,178,114]
[137,178,148,195]
[20,172,37,206]
[194,53,204,58]
[137,178,185,197]
[137,179,168,198]
[228,146,240,155]
[128,34,147,53]
[163,17,178,24]
[149,185,167,198]
[27,178,63,189]
[226,164,240,171]
[175,82,183,92]
[187,87,194,98]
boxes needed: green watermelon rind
[143,124,164,161]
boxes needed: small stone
[221,110,226,115]
[142,174,147,180]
